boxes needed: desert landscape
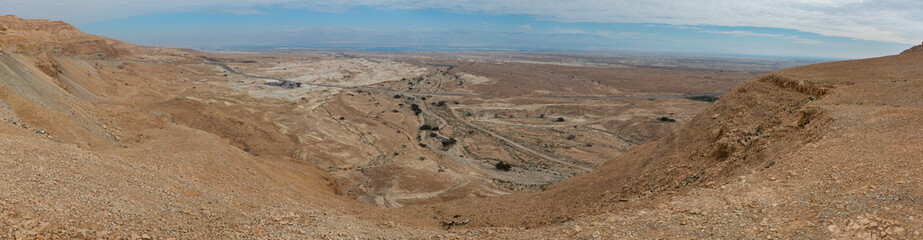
[1,15,921,239]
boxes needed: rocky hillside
[0,15,134,58]
[900,41,923,55]
[0,16,417,239]
[422,45,923,239]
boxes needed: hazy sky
[2,0,920,58]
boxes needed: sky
[2,0,921,59]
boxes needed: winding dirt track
[106,58,724,173]
[448,107,594,172]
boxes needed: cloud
[701,30,825,45]
[2,0,923,44]
[551,28,587,34]
[646,24,704,31]
[519,24,531,30]
[595,30,643,39]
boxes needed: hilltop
[0,16,921,239]
[901,41,923,55]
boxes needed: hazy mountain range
[198,29,663,52]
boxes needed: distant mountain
[221,28,627,51]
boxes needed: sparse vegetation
[410,104,422,115]
[495,161,512,171]
[441,138,457,147]
[686,95,720,102]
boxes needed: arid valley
[1,14,921,239]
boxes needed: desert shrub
[420,125,433,130]
[495,161,512,171]
[685,95,720,102]
[659,117,676,122]
[554,117,565,122]
[394,94,402,98]
[410,104,422,115]
[441,138,457,147]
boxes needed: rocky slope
[900,41,923,55]
[421,46,923,239]
[0,16,427,238]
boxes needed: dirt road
[448,107,593,172]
